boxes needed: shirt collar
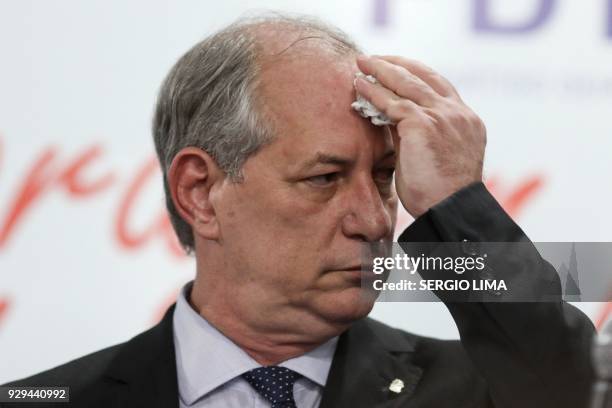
[173,282,338,405]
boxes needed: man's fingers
[354,76,423,123]
[356,55,438,107]
[375,55,460,99]
[389,126,401,153]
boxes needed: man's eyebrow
[298,149,396,171]
[298,152,355,170]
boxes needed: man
[3,14,594,408]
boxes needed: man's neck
[189,278,345,366]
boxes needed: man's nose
[341,176,394,242]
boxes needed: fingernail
[357,54,371,63]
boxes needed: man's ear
[167,147,223,241]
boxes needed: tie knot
[242,366,301,407]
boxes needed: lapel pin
[388,378,404,394]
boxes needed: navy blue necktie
[242,366,302,408]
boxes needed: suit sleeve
[398,182,596,408]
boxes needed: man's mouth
[331,266,378,284]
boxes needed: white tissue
[351,72,395,126]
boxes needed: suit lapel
[320,318,423,408]
[104,305,179,408]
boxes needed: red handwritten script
[0,140,182,256]
[0,298,9,326]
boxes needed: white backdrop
[1,0,611,383]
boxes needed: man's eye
[306,173,339,187]
[375,168,395,184]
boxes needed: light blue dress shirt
[173,282,338,408]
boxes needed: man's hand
[355,55,486,218]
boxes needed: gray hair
[152,13,360,253]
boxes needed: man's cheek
[273,197,329,227]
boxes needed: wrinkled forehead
[260,55,355,121]
[256,47,387,143]
[250,24,357,122]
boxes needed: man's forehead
[250,35,391,165]
[256,52,359,130]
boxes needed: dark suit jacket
[3,183,595,407]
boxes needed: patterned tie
[242,366,302,408]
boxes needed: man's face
[208,51,398,330]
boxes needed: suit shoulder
[359,317,446,350]
[4,342,124,389]
[363,317,477,368]
[364,316,459,344]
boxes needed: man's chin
[314,287,377,326]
